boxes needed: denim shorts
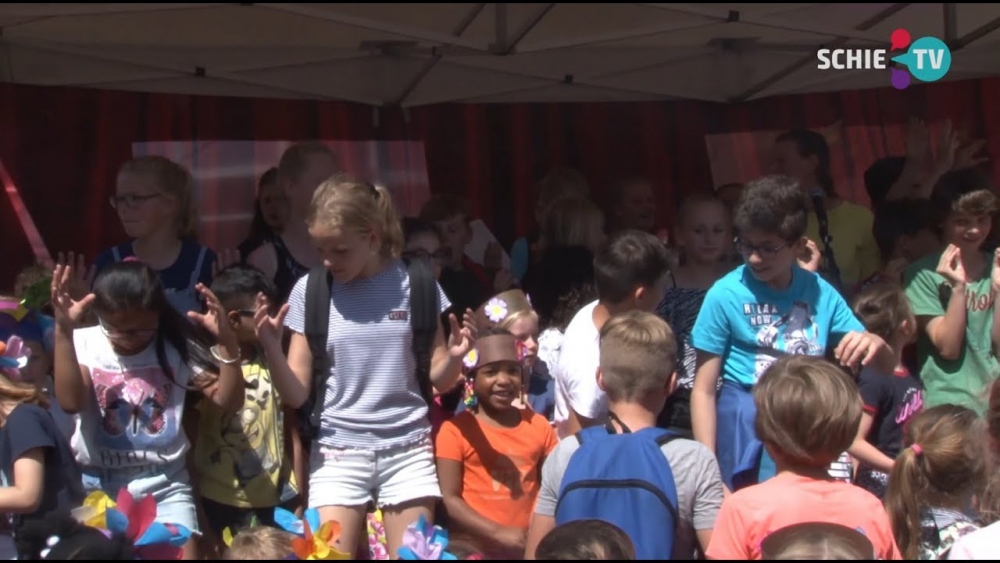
[81,460,200,535]
[309,436,440,509]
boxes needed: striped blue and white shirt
[285,259,450,450]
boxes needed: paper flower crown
[475,290,532,330]
[70,489,192,560]
[397,515,458,560]
[270,506,352,560]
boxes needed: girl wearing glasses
[93,156,218,317]
[49,260,246,560]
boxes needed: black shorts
[200,496,300,538]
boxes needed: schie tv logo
[816,28,952,90]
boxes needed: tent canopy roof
[0,3,998,106]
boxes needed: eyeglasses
[402,249,449,264]
[733,237,790,260]
[110,193,160,209]
[98,317,158,340]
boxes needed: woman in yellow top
[772,129,881,294]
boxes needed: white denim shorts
[308,436,441,509]
[81,460,200,535]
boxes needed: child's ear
[666,371,678,394]
[226,310,242,330]
[596,367,606,392]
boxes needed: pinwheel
[70,489,191,560]
[274,507,351,560]
[397,515,457,560]
[0,336,30,381]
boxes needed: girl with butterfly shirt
[50,260,246,560]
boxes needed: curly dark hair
[733,175,809,242]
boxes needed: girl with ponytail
[884,405,988,559]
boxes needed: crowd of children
[0,122,999,561]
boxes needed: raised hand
[253,292,289,347]
[447,308,478,360]
[905,117,929,160]
[50,261,96,328]
[187,284,236,344]
[797,238,822,273]
[935,244,967,286]
[56,251,95,302]
[953,138,989,171]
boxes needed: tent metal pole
[950,16,1000,51]
[494,3,508,54]
[943,3,958,42]
[498,3,556,55]
[392,3,487,107]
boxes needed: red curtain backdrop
[1,76,999,290]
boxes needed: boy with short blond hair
[223,526,296,560]
[706,355,901,560]
[526,311,723,560]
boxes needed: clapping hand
[252,293,289,348]
[935,244,967,286]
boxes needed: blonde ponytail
[307,175,403,258]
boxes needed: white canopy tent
[0,3,997,107]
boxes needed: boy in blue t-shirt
[689,175,893,493]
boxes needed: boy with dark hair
[419,194,508,316]
[534,520,636,560]
[194,264,301,543]
[690,175,892,493]
[861,198,940,290]
[552,229,672,437]
[904,168,1000,412]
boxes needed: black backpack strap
[406,257,438,404]
[304,266,333,439]
[655,432,682,447]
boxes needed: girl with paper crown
[436,330,558,558]
[469,290,555,420]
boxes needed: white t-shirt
[71,326,194,469]
[949,520,1000,560]
[553,300,604,438]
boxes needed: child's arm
[918,246,968,361]
[284,407,306,514]
[251,293,312,409]
[847,412,895,473]
[0,449,45,513]
[50,263,95,414]
[990,249,1000,355]
[429,311,476,394]
[691,352,722,454]
[437,458,525,551]
[188,285,245,412]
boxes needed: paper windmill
[274,507,351,560]
[0,336,30,381]
[70,489,191,560]
[397,515,457,560]
[221,514,260,548]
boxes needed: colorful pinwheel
[70,489,191,560]
[0,336,30,381]
[274,507,351,560]
[397,515,457,560]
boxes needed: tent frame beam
[949,16,1000,51]
[255,3,490,52]
[731,3,910,102]
[2,36,384,105]
[498,3,555,55]
[392,2,487,107]
[943,3,958,42]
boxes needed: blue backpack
[554,422,680,560]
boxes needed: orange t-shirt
[706,472,902,560]
[435,410,558,530]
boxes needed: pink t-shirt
[707,472,901,560]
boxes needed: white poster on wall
[132,140,432,252]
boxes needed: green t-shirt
[903,251,999,413]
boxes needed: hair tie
[911,443,923,456]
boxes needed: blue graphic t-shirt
[691,265,864,387]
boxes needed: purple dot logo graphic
[890,68,911,90]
